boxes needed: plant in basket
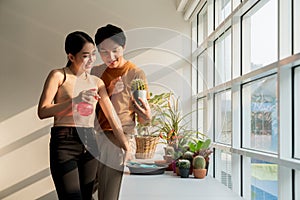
[134,92,171,159]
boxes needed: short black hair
[95,24,126,46]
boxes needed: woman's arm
[97,79,130,152]
[37,69,73,119]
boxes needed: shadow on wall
[0,105,56,199]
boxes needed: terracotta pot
[193,169,207,179]
[176,167,180,176]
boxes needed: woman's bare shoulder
[45,68,65,85]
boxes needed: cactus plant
[178,159,190,169]
[131,78,146,91]
[131,79,147,107]
[192,155,206,169]
[192,155,207,179]
[183,151,194,160]
[178,159,190,178]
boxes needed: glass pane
[251,158,278,200]
[215,149,232,189]
[294,0,300,53]
[215,29,231,85]
[296,170,300,200]
[242,75,278,153]
[294,67,300,159]
[197,4,208,46]
[197,52,207,93]
[197,97,206,134]
[215,90,232,145]
[215,0,231,28]
[242,0,278,74]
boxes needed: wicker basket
[135,136,159,159]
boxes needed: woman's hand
[123,147,133,165]
[73,88,100,104]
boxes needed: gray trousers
[96,131,136,200]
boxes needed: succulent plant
[165,146,175,156]
[182,151,194,160]
[131,78,146,91]
[178,159,190,169]
[192,155,206,169]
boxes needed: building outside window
[242,75,278,153]
[249,158,278,200]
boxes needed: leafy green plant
[136,92,171,136]
[156,93,202,153]
[188,138,213,159]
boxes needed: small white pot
[133,90,147,106]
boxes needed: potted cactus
[192,155,207,179]
[131,78,147,107]
[183,151,194,174]
[178,159,190,178]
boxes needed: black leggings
[50,127,99,200]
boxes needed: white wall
[0,0,191,199]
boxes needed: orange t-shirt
[91,61,149,135]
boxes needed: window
[215,149,232,189]
[192,0,299,198]
[294,67,300,159]
[242,75,278,153]
[197,51,207,93]
[242,0,278,74]
[215,29,231,85]
[197,3,208,46]
[250,158,278,200]
[197,97,206,134]
[215,90,232,145]
[296,170,300,200]
[215,0,231,28]
[294,0,300,53]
